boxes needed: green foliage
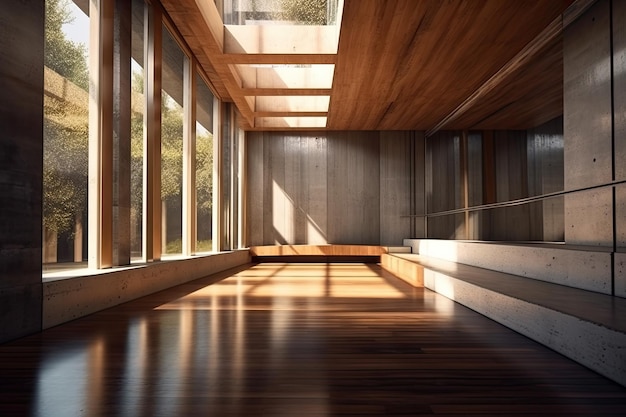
[245,0,328,24]
[160,93,184,200]
[45,0,89,91]
[43,0,90,235]
[279,0,327,25]
[165,239,213,254]
[196,130,214,214]
[43,100,89,233]
[196,239,213,252]
[43,1,215,242]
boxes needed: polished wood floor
[1,263,625,416]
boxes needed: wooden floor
[1,263,625,416]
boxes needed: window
[161,26,187,255]
[195,75,215,253]
[131,0,146,261]
[43,0,90,270]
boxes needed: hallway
[1,263,625,416]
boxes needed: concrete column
[612,0,626,297]
[0,1,44,342]
[113,0,132,266]
[563,0,613,247]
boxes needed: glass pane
[222,0,337,25]
[43,0,90,272]
[196,75,215,253]
[130,0,145,261]
[161,26,186,255]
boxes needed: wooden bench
[249,244,389,263]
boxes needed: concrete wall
[564,0,613,248]
[0,2,44,343]
[246,131,425,246]
[561,0,626,297]
[527,116,565,242]
[425,131,464,239]
[424,118,564,242]
[612,0,626,297]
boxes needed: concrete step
[381,252,626,388]
[403,239,613,294]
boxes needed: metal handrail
[403,178,626,218]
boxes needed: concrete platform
[382,251,626,387]
[403,239,613,294]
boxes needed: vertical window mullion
[88,0,114,269]
[212,98,222,252]
[237,122,246,248]
[182,58,196,256]
[143,2,162,262]
[113,0,132,266]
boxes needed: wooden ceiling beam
[247,126,330,132]
[253,111,328,117]
[161,0,255,128]
[219,54,337,65]
[241,88,332,96]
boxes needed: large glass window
[161,26,187,255]
[43,0,90,270]
[42,0,235,275]
[130,0,146,261]
[195,75,215,253]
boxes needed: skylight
[208,0,344,129]
[221,0,340,26]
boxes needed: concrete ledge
[404,239,612,294]
[43,250,250,329]
[386,253,626,387]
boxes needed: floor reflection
[2,263,625,416]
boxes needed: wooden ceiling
[162,0,582,133]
